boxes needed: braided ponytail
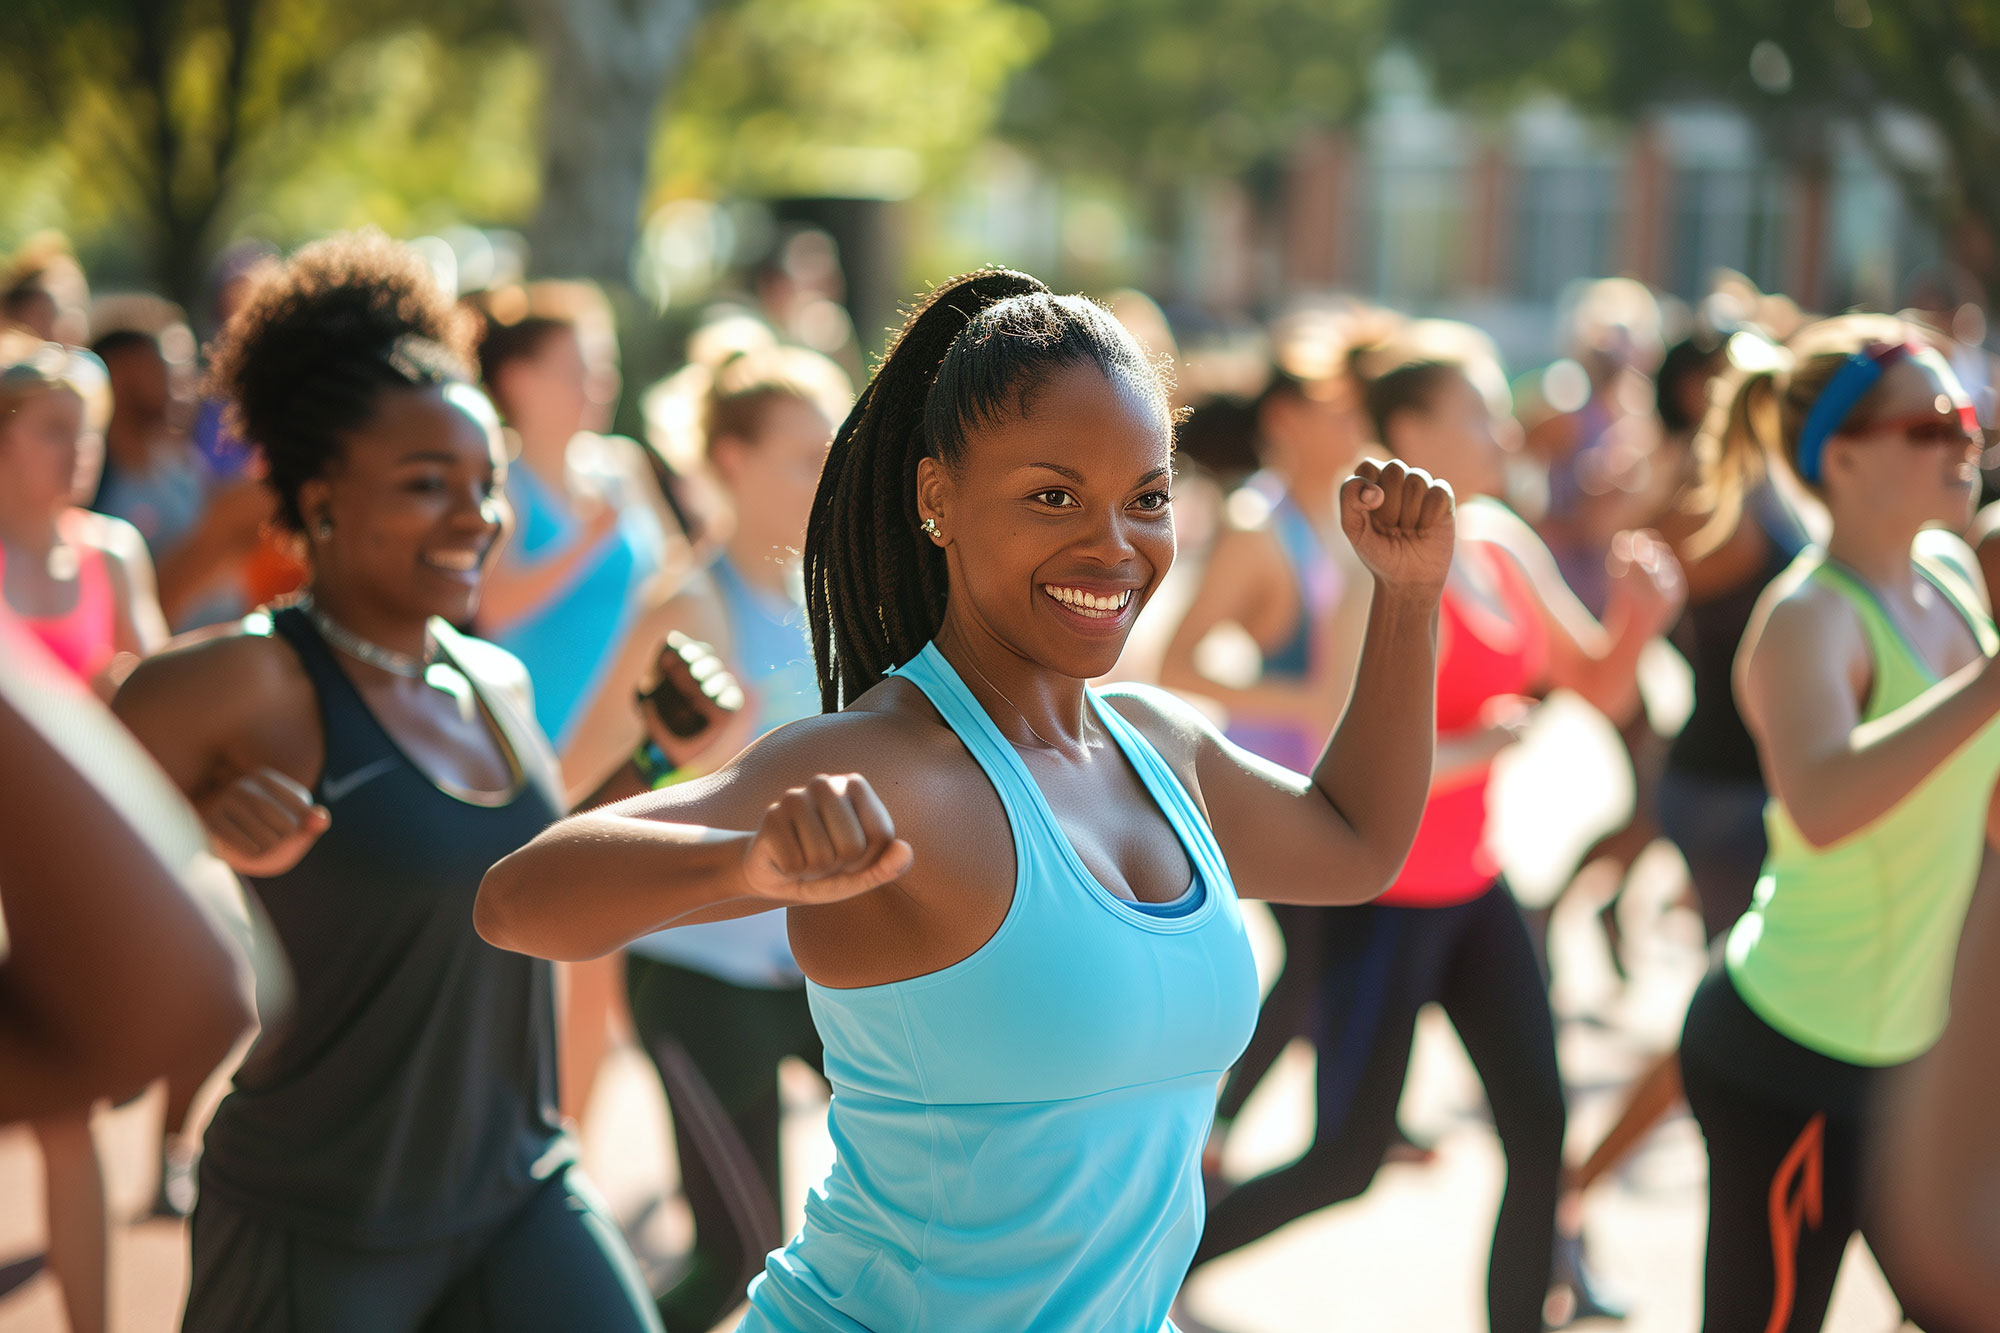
[804,268,1169,710]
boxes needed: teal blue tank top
[741,642,1261,1332]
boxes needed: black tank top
[1665,487,1809,783]
[198,606,568,1245]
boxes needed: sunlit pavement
[0,685,1911,1332]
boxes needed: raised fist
[1339,459,1455,597]
[1603,529,1686,641]
[637,631,750,769]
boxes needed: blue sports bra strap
[1268,491,1323,580]
[1089,688,1230,883]
[892,644,1042,815]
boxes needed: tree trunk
[517,0,704,283]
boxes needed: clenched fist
[200,766,330,878]
[1340,459,1456,597]
[742,773,914,906]
[1603,529,1686,642]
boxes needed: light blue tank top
[490,455,667,749]
[742,642,1260,1333]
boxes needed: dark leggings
[181,1164,659,1332]
[1679,969,1963,1333]
[1194,882,1564,1333]
[625,955,823,1333]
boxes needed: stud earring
[315,518,333,541]
[920,517,941,541]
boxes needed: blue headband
[1794,342,1916,483]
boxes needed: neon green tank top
[1728,531,2000,1066]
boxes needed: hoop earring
[920,517,942,542]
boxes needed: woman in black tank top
[112,234,663,1332]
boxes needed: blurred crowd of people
[3,215,2000,1333]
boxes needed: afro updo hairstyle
[206,229,479,533]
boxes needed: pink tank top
[1377,540,1548,908]
[0,510,118,683]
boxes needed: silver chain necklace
[956,651,1080,759]
[298,594,436,679]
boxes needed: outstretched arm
[1192,460,1451,905]
[476,716,912,962]
[1472,503,1683,721]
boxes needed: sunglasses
[1844,405,1981,449]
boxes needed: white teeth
[1042,585,1132,614]
[425,550,481,571]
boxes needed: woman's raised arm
[1183,460,1451,905]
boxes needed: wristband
[631,741,692,790]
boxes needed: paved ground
[0,685,1914,1332]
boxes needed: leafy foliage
[0,0,523,297]
[1004,0,1389,183]
[656,0,1046,202]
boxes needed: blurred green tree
[657,0,1045,203]
[1006,0,1386,185]
[0,0,530,305]
[1392,0,2000,290]
[0,0,1045,301]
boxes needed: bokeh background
[5,6,1999,1331]
[6,0,1998,389]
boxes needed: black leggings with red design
[1679,964,1966,1333]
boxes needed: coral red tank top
[0,509,118,684]
[1377,539,1548,908]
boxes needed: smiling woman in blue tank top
[478,270,1457,1332]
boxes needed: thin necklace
[298,594,436,679]
[956,650,1079,758]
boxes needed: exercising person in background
[1679,315,1996,1332]
[477,269,1455,1333]
[622,342,850,1332]
[112,232,661,1332]
[1159,328,1377,1177]
[90,327,271,631]
[1556,331,1809,1281]
[468,283,709,1123]
[1191,330,1682,1333]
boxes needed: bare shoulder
[1458,497,1551,568]
[78,510,150,565]
[117,613,306,719]
[1972,501,2000,547]
[738,678,957,787]
[646,675,969,824]
[1916,528,1989,611]
[1096,679,1213,763]
[1211,509,1286,569]
[1746,564,1865,675]
[113,613,318,783]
